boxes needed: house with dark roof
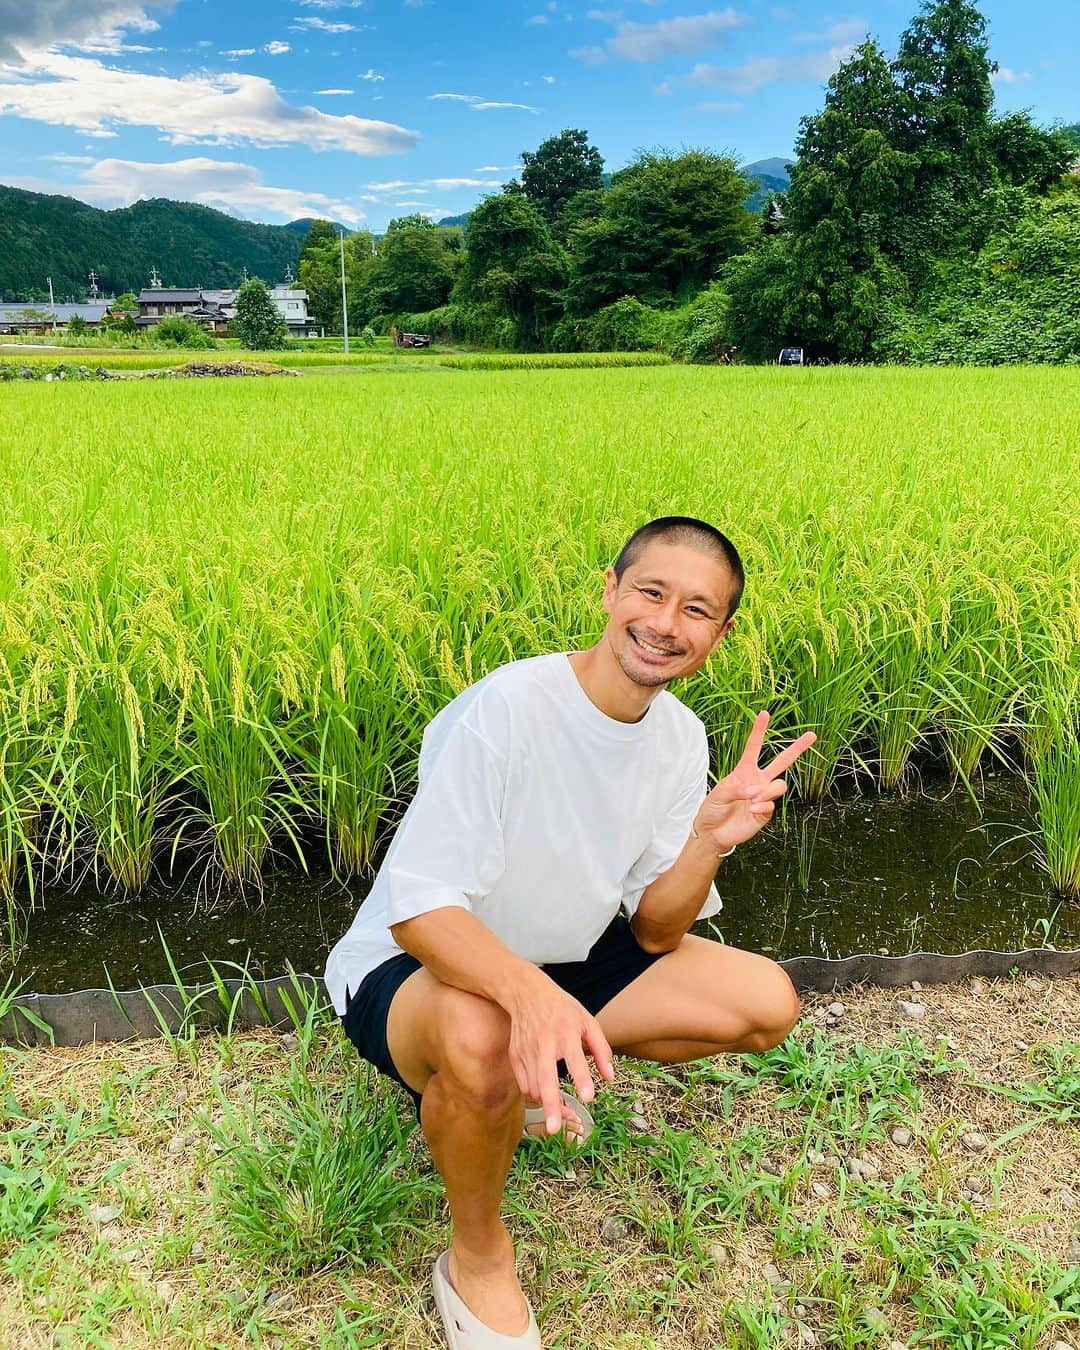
[0,301,111,333]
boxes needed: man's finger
[737,710,770,768]
[534,1056,564,1136]
[561,1039,597,1105]
[762,730,817,779]
[583,1018,616,1083]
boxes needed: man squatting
[325,516,817,1348]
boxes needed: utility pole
[46,276,55,332]
[88,269,99,300]
[339,229,350,354]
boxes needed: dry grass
[1,975,1078,1348]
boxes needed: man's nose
[650,599,682,636]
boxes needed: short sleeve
[621,731,722,921]
[384,716,507,929]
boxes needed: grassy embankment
[0,366,1076,928]
[1,973,1077,1347]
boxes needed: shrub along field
[0,365,1077,932]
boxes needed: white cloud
[7,155,371,224]
[571,9,748,64]
[222,47,257,57]
[473,164,521,172]
[658,42,853,94]
[0,51,419,153]
[427,91,538,112]
[793,18,866,44]
[296,0,366,6]
[366,176,505,191]
[992,66,1031,84]
[360,67,384,80]
[265,40,291,54]
[290,16,357,30]
[541,73,556,83]
[316,86,353,94]
[46,151,96,163]
[0,0,174,63]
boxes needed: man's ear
[601,567,618,615]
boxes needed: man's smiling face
[600,539,737,689]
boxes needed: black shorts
[340,913,665,1115]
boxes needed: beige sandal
[520,1090,594,1145]
[432,1251,541,1348]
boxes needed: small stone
[708,1242,728,1266]
[798,1327,818,1347]
[910,980,922,992]
[189,1241,206,1259]
[961,1131,988,1153]
[760,1156,781,1176]
[264,1291,294,1313]
[167,1135,185,1155]
[562,1168,577,1182]
[1024,978,1044,993]
[89,1204,121,1225]
[898,1000,925,1020]
[847,1154,880,1179]
[966,1175,985,1195]
[827,1002,846,1018]
[601,1216,630,1246]
[807,1149,824,1165]
[1061,1190,1077,1209]
[279,1033,300,1053]
[824,1154,841,1169]
[1052,1341,1073,1350]
[890,1127,913,1147]
[1068,1235,1080,1264]
[627,1114,649,1134]
[630,1098,645,1115]
[1016,1040,1030,1052]
[889,1342,910,1350]
[155,1280,173,1300]
[760,1262,787,1286]
[811,1182,830,1199]
[794,1303,807,1317]
[970,980,986,996]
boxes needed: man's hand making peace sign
[692,711,817,855]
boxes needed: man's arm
[629,831,731,954]
[390,907,615,1134]
[631,711,817,954]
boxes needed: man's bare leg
[386,967,534,1336]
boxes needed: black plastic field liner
[4,947,1079,1047]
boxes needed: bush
[360,325,376,347]
[579,296,662,352]
[155,316,215,349]
[393,302,520,350]
[668,284,733,363]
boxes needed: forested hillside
[302,0,1074,365]
[0,188,303,299]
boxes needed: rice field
[0,365,1077,935]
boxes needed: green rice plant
[206,1062,435,1276]
[0,365,1078,906]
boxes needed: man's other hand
[505,968,615,1136]
[694,710,817,854]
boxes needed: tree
[66,314,88,335]
[455,194,568,343]
[989,113,1075,191]
[517,129,605,226]
[113,292,138,312]
[233,277,289,350]
[566,150,754,314]
[296,221,373,332]
[365,222,456,316]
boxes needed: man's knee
[435,990,519,1111]
[740,959,801,1052]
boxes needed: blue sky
[1,0,1075,235]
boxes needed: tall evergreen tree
[516,129,605,226]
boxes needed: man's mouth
[630,631,681,658]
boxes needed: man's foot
[522,1094,589,1142]
[447,1229,530,1337]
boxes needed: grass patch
[1,975,1077,1345]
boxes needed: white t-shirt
[323,651,721,1015]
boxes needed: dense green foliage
[0,366,1076,903]
[233,277,290,351]
[0,187,302,299]
[308,0,1075,365]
